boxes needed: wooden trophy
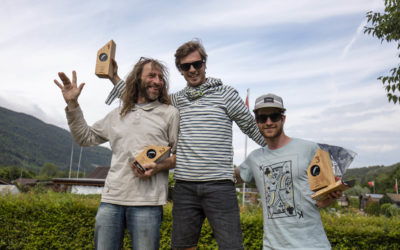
[132,145,171,174]
[95,40,116,79]
[307,149,354,201]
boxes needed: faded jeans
[94,202,162,250]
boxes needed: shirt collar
[131,100,161,111]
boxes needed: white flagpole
[76,147,83,178]
[242,89,250,206]
[396,179,398,195]
[68,141,74,179]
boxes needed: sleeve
[105,79,126,105]
[167,107,180,154]
[224,87,266,147]
[66,106,109,146]
[238,151,257,183]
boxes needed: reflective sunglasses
[179,59,205,71]
[256,113,283,123]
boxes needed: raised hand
[54,71,85,110]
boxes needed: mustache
[146,84,162,90]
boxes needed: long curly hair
[120,57,170,117]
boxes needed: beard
[139,82,161,102]
[260,124,284,140]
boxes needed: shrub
[380,194,392,205]
[381,203,400,218]
[365,202,380,216]
[2,193,400,249]
[348,197,360,209]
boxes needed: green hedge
[1,192,400,249]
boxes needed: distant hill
[0,106,111,172]
[344,162,400,193]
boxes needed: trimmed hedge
[322,211,400,249]
[1,192,400,249]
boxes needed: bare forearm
[156,154,176,172]
[110,75,121,85]
[235,167,244,184]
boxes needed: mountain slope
[0,106,111,172]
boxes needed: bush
[2,192,400,249]
[381,203,400,218]
[322,211,400,249]
[380,194,392,205]
[348,197,360,209]
[365,202,380,216]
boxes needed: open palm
[54,71,85,106]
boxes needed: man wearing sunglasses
[105,40,265,250]
[236,93,341,250]
[54,58,179,250]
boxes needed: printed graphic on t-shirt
[260,160,298,219]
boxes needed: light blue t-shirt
[239,138,331,250]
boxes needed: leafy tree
[0,165,34,181]
[364,0,400,104]
[40,163,58,177]
[344,184,370,196]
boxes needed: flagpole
[242,89,249,206]
[374,182,375,194]
[396,179,398,195]
[76,147,83,178]
[68,141,74,179]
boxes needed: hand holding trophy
[307,149,355,202]
[131,146,171,178]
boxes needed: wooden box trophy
[307,149,354,201]
[132,146,171,174]
[95,40,116,79]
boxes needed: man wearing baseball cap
[236,93,341,249]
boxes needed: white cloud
[0,0,398,169]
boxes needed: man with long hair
[105,40,265,250]
[54,57,179,250]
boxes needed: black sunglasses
[179,60,205,71]
[256,113,283,123]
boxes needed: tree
[40,163,58,177]
[364,0,400,104]
[344,184,370,196]
[0,165,34,181]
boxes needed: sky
[1,0,399,169]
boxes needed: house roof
[13,178,38,186]
[386,193,400,202]
[86,166,110,179]
[364,194,383,199]
[53,178,105,186]
[0,178,10,185]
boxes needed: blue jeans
[94,203,162,250]
[171,180,244,250]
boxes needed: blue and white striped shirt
[106,77,265,181]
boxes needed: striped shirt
[105,77,265,181]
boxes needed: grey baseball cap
[253,93,286,112]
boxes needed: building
[386,193,400,206]
[52,166,109,195]
[0,177,20,195]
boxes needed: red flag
[368,181,374,187]
[245,89,249,110]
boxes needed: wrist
[111,75,121,85]
[66,100,79,110]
